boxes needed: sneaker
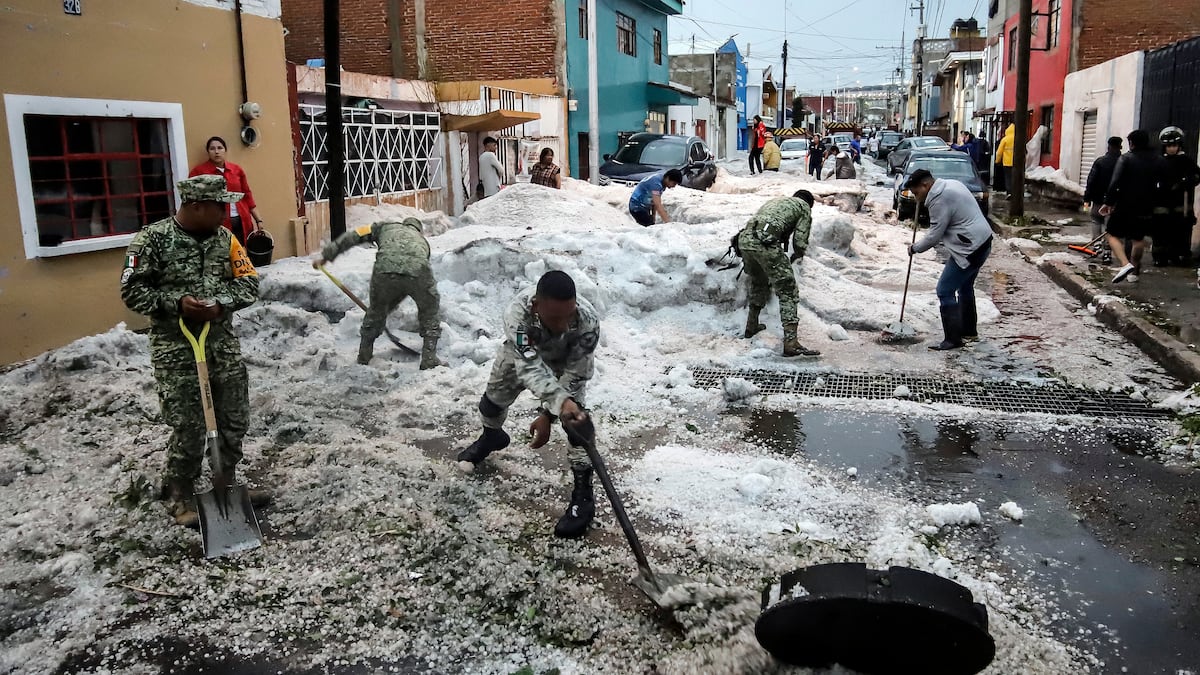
[1111,263,1135,283]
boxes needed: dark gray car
[874,131,906,160]
[886,136,951,175]
[892,150,990,223]
[598,133,717,190]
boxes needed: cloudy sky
[668,0,988,94]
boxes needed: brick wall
[1077,0,1200,70]
[283,0,558,81]
[282,0,392,76]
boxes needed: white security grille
[299,105,443,203]
[1078,111,1098,186]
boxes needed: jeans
[935,237,992,308]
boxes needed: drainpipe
[586,0,599,183]
[234,0,249,105]
[324,0,345,237]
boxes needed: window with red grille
[23,115,175,247]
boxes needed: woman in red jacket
[189,136,263,244]
[749,115,767,175]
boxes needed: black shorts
[1105,212,1151,241]
[630,207,654,227]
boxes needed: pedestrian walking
[312,217,444,369]
[455,271,600,538]
[1083,136,1123,262]
[530,147,562,189]
[1156,126,1200,267]
[628,169,681,226]
[189,136,264,245]
[905,169,994,350]
[1101,130,1168,283]
[808,135,825,178]
[734,190,821,357]
[479,136,505,198]
[120,175,267,528]
[762,135,782,172]
[749,115,768,174]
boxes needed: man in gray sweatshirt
[906,169,994,350]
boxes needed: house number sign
[63,0,82,15]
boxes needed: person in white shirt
[479,136,505,198]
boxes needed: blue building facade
[564,0,690,177]
[722,39,748,151]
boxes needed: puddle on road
[740,408,1199,673]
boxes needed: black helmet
[1160,126,1185,146]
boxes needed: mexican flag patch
[124,254,139,269]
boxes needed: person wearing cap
[121,174,265,528]
[905,168,994,350]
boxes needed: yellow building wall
[0,0,298,364]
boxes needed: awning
[972,107,996,118]
[441,109,539,133]
[647,81,699,106]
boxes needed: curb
[991,215,1200,385]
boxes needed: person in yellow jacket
[995,123,1015,193]
[762,135,782,172]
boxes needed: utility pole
[587,0,599,184]
[323,0,345,237]
[781,40,789,128]
[1011,0,1032,216]
[912,0,925,136]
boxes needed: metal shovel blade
[196,484,263,559]
[880,321,918,342]
[631,570,697,608]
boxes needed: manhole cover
[686,367,1171,419]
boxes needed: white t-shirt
[480,150,504,197]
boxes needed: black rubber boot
[929,304,964,351]
[744,305,766,338]
[553,467,595,538]
[456,427,511,473]
[960,294,978,340]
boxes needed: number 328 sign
[63,0,81,15]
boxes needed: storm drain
[687,367,1172,419]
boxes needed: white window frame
[5,94,188,259]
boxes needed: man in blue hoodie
[906,169,994,350]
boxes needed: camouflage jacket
[503,286,600,416]
[121,217,259,368]
[741,197,812,254]
[322,218,431,276]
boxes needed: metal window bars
[299,105,443,203]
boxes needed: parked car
[886,135,951,174]
[874,131,906,160]
[598,133,717,190]
[830,133,854,152]
[892,150,990,222]
[778,137,810,161]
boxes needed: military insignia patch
[120,268,134,285]
[124,254,139,268]
[578,331,599,351]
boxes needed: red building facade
[1001,0,1073,168]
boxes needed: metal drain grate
[688,367,1172,419]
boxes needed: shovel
[880,201,922,343]
[318,265,420,356]
[1067,231,1107,257]
[563,418,695,609]
[179,318,264,559]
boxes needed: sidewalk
[990,194,1200,385]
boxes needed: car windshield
[612,137,687,166]
[913,137,948,148]
[832,135,852,144]
[882,133,904,142]
[907,157,978,180]
[780,139,809,150]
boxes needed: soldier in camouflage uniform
[456,271,600,538]
[736,189,822,357]
[121,175,263,528]
[313,217,443,369]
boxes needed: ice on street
[0,156,1180,675]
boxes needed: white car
[778,137,810,162]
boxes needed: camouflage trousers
[155,359,249,484]
[481,349,591,470]
[363,270,441,349]
[738,229,800,326]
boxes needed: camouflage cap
[177,174,244,204]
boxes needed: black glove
[908,244,917,257]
